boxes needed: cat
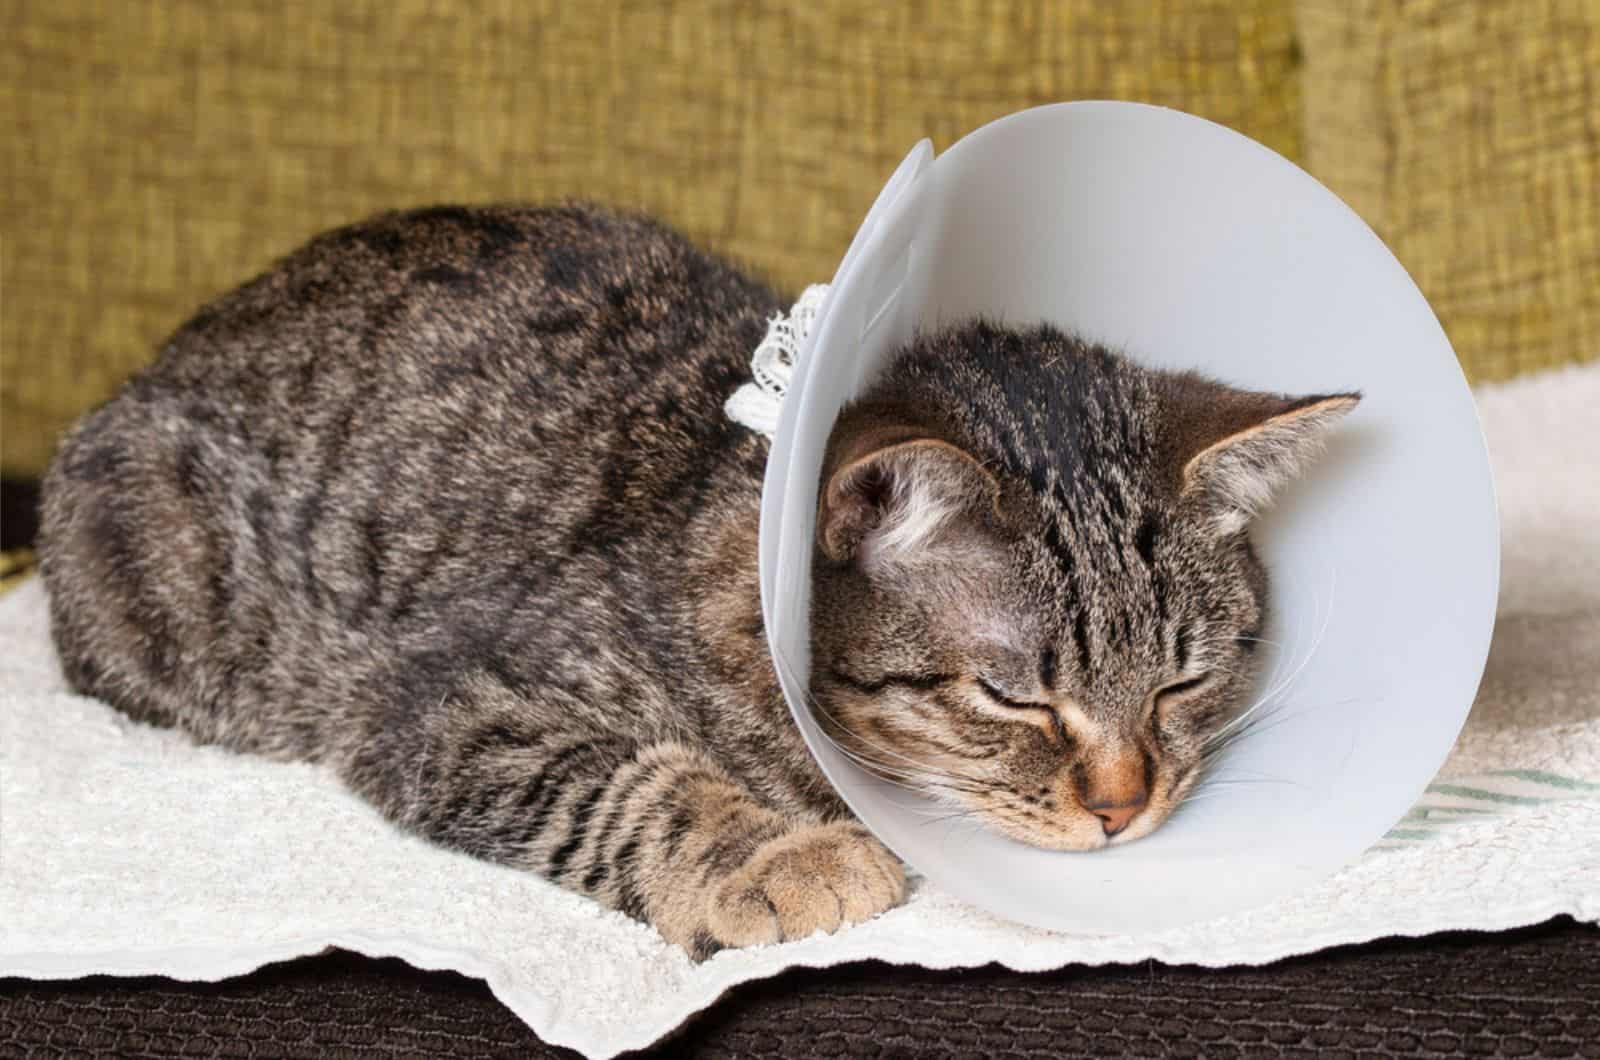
[38,204,1358,958]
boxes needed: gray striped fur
[39,205,1356,955]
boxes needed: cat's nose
[1081,754,1150,837]
[1088,796,1146,837]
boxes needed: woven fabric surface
[1296,0,1600,384]
[2,920,1597,1059]
[0,0,1305,478]
[0,0,1305,477]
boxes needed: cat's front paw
[705,821,905,947]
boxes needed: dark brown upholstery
[4,918,1596,1058]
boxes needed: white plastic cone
[757,102,1499,936]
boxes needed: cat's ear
[1166,381,1360,532]
[818,425,999,570]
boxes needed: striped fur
[812,325,1358,851]
[38,206,1355,955]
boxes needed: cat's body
[40,204,1356,957]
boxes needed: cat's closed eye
[974,676,1043,711]
[1154,673,1211,710]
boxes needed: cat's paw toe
[706,821,905,947]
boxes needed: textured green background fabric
[3,0,1595,478]
[0,0,1303,477]
[1296,0,1600,385]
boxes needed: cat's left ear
[817,420,1000,570]
[1173,386,1361,532]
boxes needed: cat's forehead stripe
[1070,609,1094,677]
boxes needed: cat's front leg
[700,818,906,951]
[383,723,904,958]
[577,743,905,957]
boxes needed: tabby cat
[39,204,1357,958]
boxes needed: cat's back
[40,204,783,751]
[143,204,779,430]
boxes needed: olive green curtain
[4,0,1595,479]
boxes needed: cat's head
[808,321,1358,849]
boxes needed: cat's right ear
[1163,380,1361,533]
[817,426,999,571]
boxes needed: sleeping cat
[38,204,1357,958]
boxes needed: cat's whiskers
[1217,561,1320,723]
[913,798,1019,830]
[1180,690,1366,821]
[823,739,984,799]
[1192,773,1306,790]
[805,719,971,789]
[1204,565,1335,756]
[1204,693,1365,765]
[915,788,1090,844]
[770,650,937,769]
[816,737,937,789]
[770,647,993,797]
[1252,564,1334,701]
[906,775,1060,828]
[1208,585,1315,748]
[1233,635,1284,648]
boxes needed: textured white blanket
[2,364,1597,1059]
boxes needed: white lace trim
[724,284,831,438]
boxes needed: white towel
[3,363,1597,1060]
